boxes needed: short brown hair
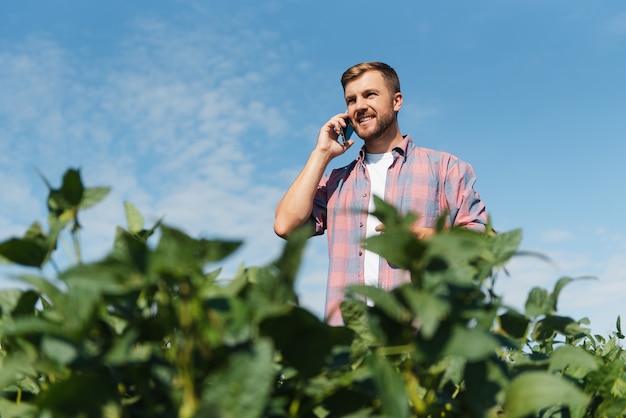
[341,62,401,94]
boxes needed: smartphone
[341,119,354,144]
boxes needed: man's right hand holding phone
[316,113,355,158]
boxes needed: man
[274,62,488,325]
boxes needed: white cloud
[0,6,303,290]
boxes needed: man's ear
[393,92,403,111]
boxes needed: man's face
[344,71,402,142]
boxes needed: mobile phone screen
[343,120,354,142]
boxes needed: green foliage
[0,170,624,417]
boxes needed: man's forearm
[275,113,355,238]
[274,150,333,238]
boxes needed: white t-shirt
[363,152,394,288]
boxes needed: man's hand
[375,223,436,240]
[410,225,436,239]
[315,113,355,157]
[274,113,356,239]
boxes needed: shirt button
[362,193,367,197]
[359,222,363,227]
[358,251,363,256]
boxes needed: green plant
[0,169,624,417]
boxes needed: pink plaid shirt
[311,135,487,325]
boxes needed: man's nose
[355,96,367,110]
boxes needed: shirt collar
[358,134,412,163]
[393,135,412,161]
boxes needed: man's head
[341,62,403,149]
[341,62,401,96]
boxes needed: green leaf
[244,265,298,314]
[59,168,84,206]
[548,345,601,379]
[366,353,410,418]
[79,186,111,210]
[503,371,589,418]
[260,307,352,378]
[463,361,508,417]
[2,283,101,339]
[441,325,500,361]
[340,299,379,350]
[429,355,466,389]
[46,213,71,246]
[151,225,242,277]
[0,288,27,316]
[222,265,248,296]
[551,277,575,310]
[363,196,425,270]
[586,359,623,396]
[532,315,589,342]
[524,286,551,318]
[109,228,150,274]
[400,286,450,339]
[104,329,153,365]
[0,354,38,391]
[425,230,490,269]
[204,296,254,346]
[364,231,425,271]
[124,201,144,234]
[41,335,78,366]
[498,309,530,340]
[11,289,40,316]
[23,221,47,243]
[369,195,418,230]
[0,238,48,267]
[490,228,522,265]
[55,287,101,337]
[36,370,120,416]
[200,339,276,418]
[617,315,625,339]
[346,285,410,323]
[16,274,64,306]
[0,399,38,418]
[2,315,67,338]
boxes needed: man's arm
[446,159,488,231]
[274,114,355,239]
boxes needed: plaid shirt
[311,135,488,325]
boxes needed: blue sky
[1,1,625,334]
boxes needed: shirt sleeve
[445,158,488,232]
[309,175,329,236]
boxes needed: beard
[355,108,397,142]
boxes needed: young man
[274,62,488,325]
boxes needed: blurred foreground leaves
[0,170,624,417]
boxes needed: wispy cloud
[0,6,302,281]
